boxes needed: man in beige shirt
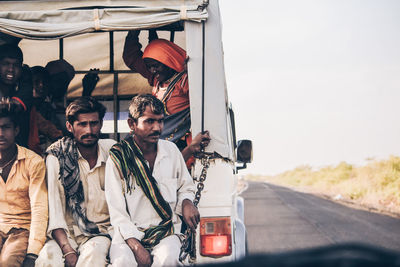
[0,99,47,267]
[36,97,115,267]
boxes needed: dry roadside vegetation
[247,156,400,215]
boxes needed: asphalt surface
[242,181,400,254]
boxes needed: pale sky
[219,0,400,175]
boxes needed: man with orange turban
[123,30,210,165]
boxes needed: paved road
[242,181,400,254]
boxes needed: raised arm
[122,30,154,85]
[82,68,100,97]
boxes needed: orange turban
[143,39,186,73]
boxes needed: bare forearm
[52,229,78,267]
[123,31,153,83]
[181,146,193,162]
[125,237,141,251]
[125,237,152,266]
[51,229,73,253]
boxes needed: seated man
[36,97,116,267]
[105,94,199,267]
[123,30,210,165]
[0,98,48,267]
[0,44,33,147]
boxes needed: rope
[93,9,100,31]
[180,5,188,20]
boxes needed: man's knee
[109,243,137,267]
[112,256,137,267]
[81,236,110,255]
[35,240,64,267]
[0,229,29,267]
[77,236,110,266]
[0,255,24,267]
[152,235,182,267]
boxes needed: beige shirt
[0,145,48,255]
[105,139,195,244]
[46,139,116,242]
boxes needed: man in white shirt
[105,94,199,267]
[36,97,116,267]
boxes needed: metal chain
[193,155,210,206]
[179,154,211,263]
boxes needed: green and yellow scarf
[109,136,174,249]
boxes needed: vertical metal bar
[109,32,114,71]
[113,73,119,141]
[170,31,175,42]
[109,31,119,140]
[59,38,64,59]
[201,21,205,133]
[59,38,66,106]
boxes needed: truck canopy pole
[201,20,205,133]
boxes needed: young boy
[0,98,48,267]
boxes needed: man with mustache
[36,97,116,267]
[0,98,47,267]
[105,94,198,267]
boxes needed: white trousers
[110,235,182,267]
[35,236,111,267]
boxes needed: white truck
[0,0,252,264]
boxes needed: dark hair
[0,98,21,127]
[66,96,106,124]
[31,66,49,79]
[128,94,165,121]
[0,44,23,63]
[31,66,50,95]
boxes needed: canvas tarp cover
[0,0,207,39]
[0,0,233,160]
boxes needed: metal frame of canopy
[0,0,233,160]
[62,26,185,141]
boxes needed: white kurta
[46,139,116,239]
[105,139,195,244]
[36,139,116,267]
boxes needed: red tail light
[200,217,232,257]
